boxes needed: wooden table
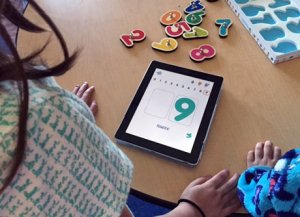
[18,0,300,205]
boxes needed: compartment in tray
[241,5,265,17]
[251,13,276,24]
[259,26,285,41]
[287,20,300,33]
[268,0,291,9]
[274,7,300,21]
[235,0,249,4]
[271,40,298,53]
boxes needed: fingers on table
[73,85,80,94]
[203,170,240,215]
[253,140,281,161]
[220,174,241,216]
[273,146,282,160]
[255,142,264,159]
[223,188,240,207]
[188,176,212,188]
[81,86,95,104]
[206,169,230,189]
[90,100,98,116]
[73,82,95,104]
[263,140,274,159]
[247,150,255,164]
[73,82,98,116]
[76,82,89,98]
[218,173,239,195]
[222,196,241,217]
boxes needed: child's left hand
[73,82,98,117]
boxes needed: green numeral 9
[174,98,196,121]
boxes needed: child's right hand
[178,169,241,217]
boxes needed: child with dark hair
[238,141,300,216]
[0,1,241,216]
[0,0,26,53]
[1,0,26,41]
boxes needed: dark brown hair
[0,0,78,194]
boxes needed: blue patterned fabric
[238,149,300,217]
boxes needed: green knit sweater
[0,78,133,217]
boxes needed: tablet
[115,61,223,165]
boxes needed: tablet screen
[126,68,214,153]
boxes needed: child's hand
[247,141,281,168]
[178,169,240,217]
[73,82,98,117]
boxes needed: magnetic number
[185,10,206,26]
[189,44,216,62]
[215,19,233,38]
[160,10,182,26]
[151,38,178,52]
[165,21,191,38]
[184,0,205,14]
[120,29,146,47]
